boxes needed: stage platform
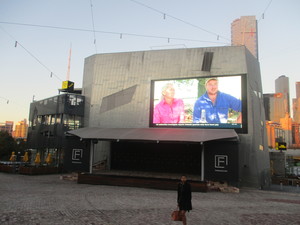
[77,170,208,192]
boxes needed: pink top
[153,98,185,123]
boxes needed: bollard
[280,180,283,190]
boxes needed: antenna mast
[66,44,72,81]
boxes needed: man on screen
[193,78,242,124]
[153,83,185,124]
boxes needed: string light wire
[241,0,274,56]
[129,0,230,42]
[90,0,98,53]
[0,21,230,45]
[0,26,63,81]
[258,0,274,23]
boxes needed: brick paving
[0,173,300,225]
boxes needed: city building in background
[292,82,300,147]
[264,75,300,149]
[231,16,258,59]
[264,75,300,180]
[0,121,14,135]
[291,123,300,148]
[263,93,286,123]
[293,82,300,123]
[12,119,28,140]
[275,75,290,115]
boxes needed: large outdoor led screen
[150,75,247,133]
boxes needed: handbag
[171,209,182,221]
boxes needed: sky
[0,0,300,126]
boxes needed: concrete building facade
[72,46,270,188]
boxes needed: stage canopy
[67,127,238,143]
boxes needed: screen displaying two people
[152,76,243,128]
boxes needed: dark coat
[177,182,192,211]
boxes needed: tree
[15,138,27,159]
[0,131,17,161]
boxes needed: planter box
[78,173,208,192]
[19,166,61,175]
[0,164,17,173]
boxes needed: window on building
[74,115,83,129]
[68,95,77,106]
[67,94,84,106]
[50,115,55,125]
[77,96,84,106]
[44,115,51,125]
[56,114,61,124]
[38,116,42,124]
[63,114,83,130]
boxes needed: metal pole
[201,142,204,181]
[89,140,94,174]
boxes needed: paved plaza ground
[0,173,300,225]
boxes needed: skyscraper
[264,76,296,148]
[296,82,300,99]
[231,16,258,59]
[264,93,286,123]
[13,119,28,140]
[293,82,300,123]
[275,75,290,116]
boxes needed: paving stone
[0,173,300,225]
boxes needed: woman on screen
[153,83,185,124]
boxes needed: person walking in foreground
[177,175,192,225]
